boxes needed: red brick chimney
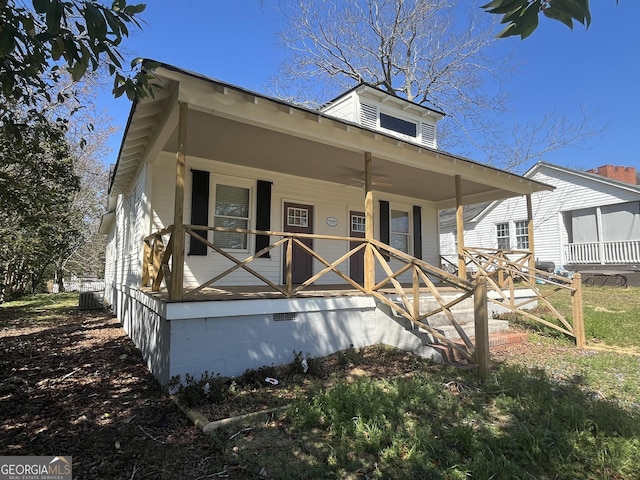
[587,165,637,185]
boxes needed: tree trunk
[56,266,66,293]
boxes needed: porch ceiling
[162,109,548,208]
[110,63,553,209]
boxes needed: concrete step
[386,288,538,328]
[427,319,509,341]
[385,292,476,326]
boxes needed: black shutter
[413,205,422,260]
[255,180,272,257]
[189,169,209,255]
[379,200,390,260]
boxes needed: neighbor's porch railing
[463,246,585,347]
[142,225,489,372]
[564,240,640,265]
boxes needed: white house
[439,162,640,272]
[100,61,553,384]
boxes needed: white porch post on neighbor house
[364,151,375,292]
[526,194,536,273]
[596,206,606,264]
[455,175,467,280]
[170,101,188,300]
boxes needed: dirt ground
[0,310,215,479]
[0,306,555,479]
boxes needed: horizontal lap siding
[149,153,441,288]
[463,166,640,267]
[151,153,364,287]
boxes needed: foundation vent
[273,312,298,322]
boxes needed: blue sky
[99,1,640,175]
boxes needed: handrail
[141,225,482,363]
[462,246,584,345]
[140,225,586,370]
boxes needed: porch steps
[426,331,528,364]
[382,291,511,341]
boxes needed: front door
[283,202,314,284]
[349,211,366,284]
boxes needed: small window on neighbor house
[391,209,410,253]
[213,184,250,250]
[496,222,510,250]
[380,112,417,138]
[515,220,529,250]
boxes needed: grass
[217,359,640,479]
[510,285,640,350]
[4,289,640,479]
[208,285,640,479]
[0,292,79,324]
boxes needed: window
[379,112,417,137]
[496,222,510,250]
[287,207,308,227]
[390,209,410,253]
[351,214,366,233]
[213,184,250,249]
[515,220,529,250]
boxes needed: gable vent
[273,312,298,322]
[421,122,436,147]
[360,102,378,129]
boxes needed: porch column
[455,175,467,280]
[170,101,188,300]
[526,194,536,273]
[596,206,605,264]
[364,152,375,293]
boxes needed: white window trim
[390,204,412,255]
[360,101,437,147]
[515,220,529,250]
[378,106,418,143]
[212,177,254,253]
[351,213,366,233]
[496,222,510,250]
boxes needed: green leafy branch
[482,0,600,39]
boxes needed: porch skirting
[105,283,442,385]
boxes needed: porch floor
[142,283,462,303]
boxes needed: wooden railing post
[141,240,151,287]
[364,152,375,293]
[526,194,536,274]
[572,273,586,348]
[285,238,293,297]
[474,276,490,381]
[455,175,467,280]
[170,101,188,301]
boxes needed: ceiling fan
[348,176,394,188]
[340,166,394,188]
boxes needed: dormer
[321,83,445,149]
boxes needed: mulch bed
[0,310,218,479]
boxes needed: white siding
[322,93,357,123]
[443,164,640,267]
[148,153,440,288]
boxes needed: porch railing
[141,227,586,375]
[143,225,490,370]
[564,240,640,265]
[463,246,585,347]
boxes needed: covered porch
[106,62,585,382]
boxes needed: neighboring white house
[100,61,552,384]
[439,162,640,271]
